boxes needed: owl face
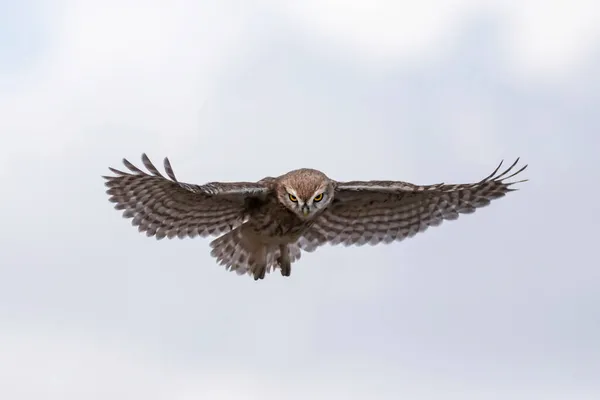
[277,169,334,220]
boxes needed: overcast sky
[1,1,599,399]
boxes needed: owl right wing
[103,154,270,239]
[298,159,527,250]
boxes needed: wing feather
[103,154,270,239]
[299,159,527,249]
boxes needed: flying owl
[103,154,527,280]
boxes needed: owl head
[276,168,335,220]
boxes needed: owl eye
[288,193,298,202]
[313,193,323,202]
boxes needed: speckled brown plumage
[104,154,527,280]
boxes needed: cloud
[2,326,598,400]
[0,0,258,166]
[273,0,600,79]
[0,327,289,400]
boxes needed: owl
[104,154,527,280]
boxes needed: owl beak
[302,205,309,216]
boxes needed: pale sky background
[1,1,599,399]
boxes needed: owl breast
[245,199,313,245]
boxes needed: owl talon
[253,266,266,280]
[277,256,291,277]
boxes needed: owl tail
[209,226,302,280]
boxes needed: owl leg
[277,245,292,277]
[251,246,268,281]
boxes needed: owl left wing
[103,154,270,239]
[299,159,527,250]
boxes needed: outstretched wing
[103,154,269,239]
[299,158,527,250]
